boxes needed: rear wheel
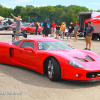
[22,30,27,34]
[48,58,61,81]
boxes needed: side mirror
[68,45,73,48]
[24,47,35,53]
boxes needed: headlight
[98,57,100,60]
[69,60,85,68]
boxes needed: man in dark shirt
[55,20,61,39]
[35,22,38,35]
[42,18,52,37]
[67,22,74,41]
[85,21,94,50]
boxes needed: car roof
[22,38,58,42]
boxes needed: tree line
[0,4,100,25]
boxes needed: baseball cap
[45,18,48,20]
[87,21,91,24]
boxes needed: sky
[0,0,100,11]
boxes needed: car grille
[74,55,95,62]
[86,72,100,78]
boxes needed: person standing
[55,20,61,39]
[51,21,56,37]
[42,18,52,37]
[63,22,66,39]
[85,21,94,50]
[66,22,74,41]
[35,22,38,35]
[60,22,65,40]
[74,22,80,41]
[11,13,22,41]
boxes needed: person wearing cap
[55,20,61,39]
[42,18,52,37]
[74,22,80,41]
[11,13,22,41]
[66,22,74,41]
[85,21,94,50]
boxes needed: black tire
[38,32,41,35]
[48,57,61,81]
[13,31,15,33]
[38,31,42,35]
[22,30,27,34]
[30,33,34,35]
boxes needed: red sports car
[11,23,42,35]
[0,38,100,82]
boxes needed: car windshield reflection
[22,24,30,27]
[38,41,72,50]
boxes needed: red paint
[0,38,100,81]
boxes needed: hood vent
[74,55,95,62]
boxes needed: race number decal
[38,43,43,50]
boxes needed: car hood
[44,49,100,70]
[47,49,88,59]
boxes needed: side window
[12,40,22,46]
[20,41,34,49]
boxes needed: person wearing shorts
[11,13,22,41]
[55,20,61,39]
[42,18,52,37]
[85,21,94,50]
[67,22,74,41]
[60,22,65,39]
[74,22,80,41]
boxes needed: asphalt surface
[0,30,100,100]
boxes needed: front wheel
[48,58,61,81]
[38,31,42,35]
[13,31,15,33]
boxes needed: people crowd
[8,14,94,50]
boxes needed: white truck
[78,11,100,40]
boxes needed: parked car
[12,23,42,35]
[7,24,16,31]
[0,25,4,30]
[78,32,84,37]
[0,38,100,82]
[0,23,9,30]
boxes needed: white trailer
[78,12,100,39]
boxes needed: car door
[31,26,36,33]
[26,24,32,33]
[17,41,37,68]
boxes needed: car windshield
[22,24,30,27]
[38,41,72,50]
[12,40,22,46]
